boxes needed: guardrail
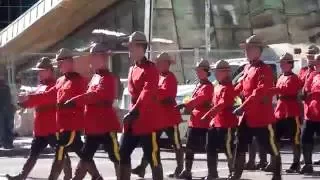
[0,0,62,47]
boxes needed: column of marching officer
[5,31,320,180]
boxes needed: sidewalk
[0,137,54,157]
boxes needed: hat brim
[122,41,149,47]
[194,66,210,70]
[31,67,47,71]
[306,53,316,57]
[55,57,74,61]
[210,66,231,71]
[90,51,112,56]
[155,59,176,64]
[276,59,299,63]
[239,42,268,48]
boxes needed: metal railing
[0,0,62,47]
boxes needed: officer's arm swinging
[158,74,177,104]
[124,66,159,123]
[238,66,273,111]
[202,88,232,121]
[68,76,115,106]
[184,85,212,110]
[22,85,57,108]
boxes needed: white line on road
[100,167,229,180]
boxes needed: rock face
[11,0,320,84]
[150,0,320,83]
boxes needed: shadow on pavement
[0,174,46,180]
[0,147,54,158]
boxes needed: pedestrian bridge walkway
[0,0,118,61]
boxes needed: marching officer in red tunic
[7,57,72,180]
[300,54,320,174]
[201,60,238,180]
[267,53,303,173]
[231,35,281,180]
[119,31,164,180]
[19,48,87,180]
[298,45,319,84]
[300,45,320,166]
[64,43,121,180]
[131,52,183,178]
[176,59,214,180]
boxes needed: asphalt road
[1,137,320,180]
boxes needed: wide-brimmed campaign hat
[155,52,175,64]
[89,43,112,55]
[210,60,231,71]
[122,31,148,47]
[315,54,320,61]
[277,52,298,63]
[195,59,210,71]
[239,35,267,48]
[31,57,54,71]
[55,48,75,61]
[306,45,320,55]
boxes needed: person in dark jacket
[0,74,14,149]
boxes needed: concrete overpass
[0,0,119,66]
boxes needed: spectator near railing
[0,75,15,149]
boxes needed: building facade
[1,0,320,85]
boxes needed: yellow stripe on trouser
[110,132,121,161]
[267,125,279,156]
[57,131,76,161]
[58,146,64,161]
[173,125,181,150]
[226,128,232,159]
[55,132,59,140]
[294,117,301,145]
[151,132,159,167]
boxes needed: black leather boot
[119,164,131,180]
[6,157,37,180]
[131,157,148,178]
[300,144,314,174]
[151,164,164,180]
[168,149,184,178]
[203,153,218,180]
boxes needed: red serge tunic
[235,61,275,127]
[126,59,164,135]
[299,67,315,120]
[23,79,57,136]
[203,82,238,128]
[185,80,214,129]
[270,73,302,119]
[306,72,320,121]
[158,71,182,128]
[28,72,87,131]
[70,69,121,135]
[298,66,314,85]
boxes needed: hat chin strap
[249,58,261,64]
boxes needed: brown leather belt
[87,100,113,107]
[160,97,176,105]
[279,95,298,101]
[202,101,212,108]
[35,104,56,112]
[131,98,137,105]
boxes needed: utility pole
[205,0,211,59]
[144,0,154,59]
[247,0,254,35]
